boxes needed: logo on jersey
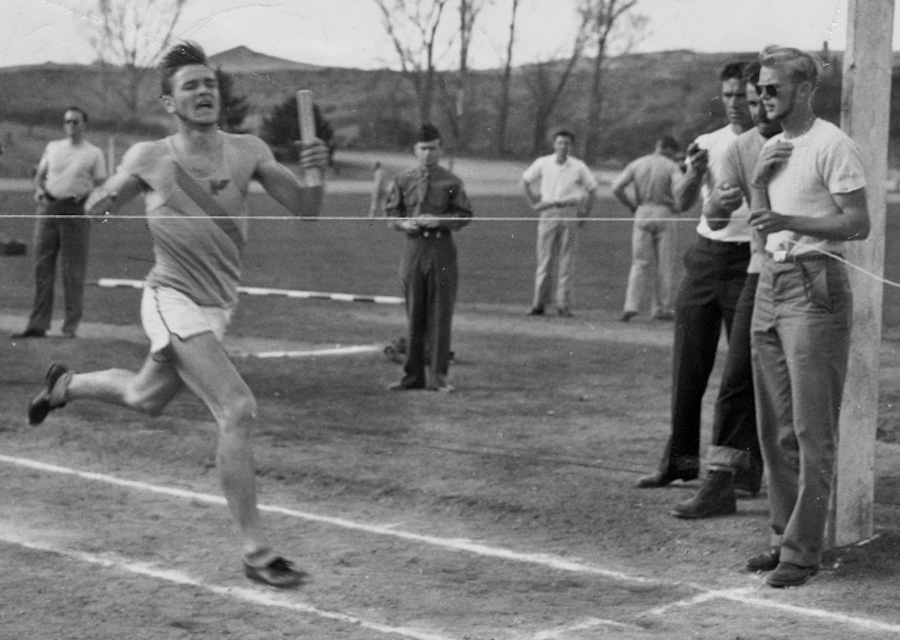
[209,179,230,195]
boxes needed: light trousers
[533,206,579,309]
[751,256,851,567]
[623,204,676,316]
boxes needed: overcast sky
[0,0,889,70]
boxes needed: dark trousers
[26,198,91,336]
[708,273,763,485]
[399,233,458,389]
[658,235,750,475]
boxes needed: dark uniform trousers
[399,230,458,389]
[657,235,751,476]
[26,195,91,336]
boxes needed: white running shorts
[141,286,234,357]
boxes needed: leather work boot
[670,469,737,519]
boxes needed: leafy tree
[216,68,250,133]
[260,95,335,163]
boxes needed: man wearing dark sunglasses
[745,47,870,588]
[636,61,755,491]
[12,106,107,340]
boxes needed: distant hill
[210,46,322,73]
[1,45,898,167]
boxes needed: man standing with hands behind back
[13,106,107,339]
[523,129,598,318]
[612,135,683,323]
[386,123,473,393]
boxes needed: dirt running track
[3,306,900,640]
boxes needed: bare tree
[522,10,592,156]
[455,0,488,151]
[84,0,188,119]
[579,0,646,164]
[437,0,488,153]
[373,0,452,124]
[494,0,521,157]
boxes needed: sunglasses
[64,119,84,125]
[755,84,780,98]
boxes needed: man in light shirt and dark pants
[636,62,756,489]
[13,106,107,339]
[522,129,598,318]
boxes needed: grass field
[4,184,900,638]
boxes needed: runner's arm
[85,173,143,217]
[255,140,328,218]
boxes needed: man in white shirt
[13,106,107,339]
[522,129,598,317]
[636,62,755,489]
[745,47,869,589]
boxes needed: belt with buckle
[413,229,446,239]
[770,250,839,263]
[44,192,88,205]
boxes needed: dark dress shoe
[734,469,762,497]
[11,328,46,339]
[670,470,736,518]
[619,311,637,323]
[746,547,780,572]
[557,307,574,318]
[635,470,698,488]
[527,306,545,316]
[766,562,819,588]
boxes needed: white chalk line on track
[4,453,900,636]
[94,278,405,305]
[0,532,456,640]
[248,345,383,359]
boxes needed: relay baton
[296,89,323,187]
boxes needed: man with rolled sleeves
[385,123,473,392]
[13,106,107,339]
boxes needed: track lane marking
[0,531,456,640]
[4,454,900,636]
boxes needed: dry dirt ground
[3,151,900,639]
[2,302,900,640]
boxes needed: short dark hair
[743,61,762,86]
[416,123,442,143]
[65,105,88,123]
[721,62,747,83]
[159,41,209,95]
[553,129,576,144]
[658,136,679,153]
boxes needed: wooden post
[829,0,894,547]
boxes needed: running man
[26,41,329,588]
